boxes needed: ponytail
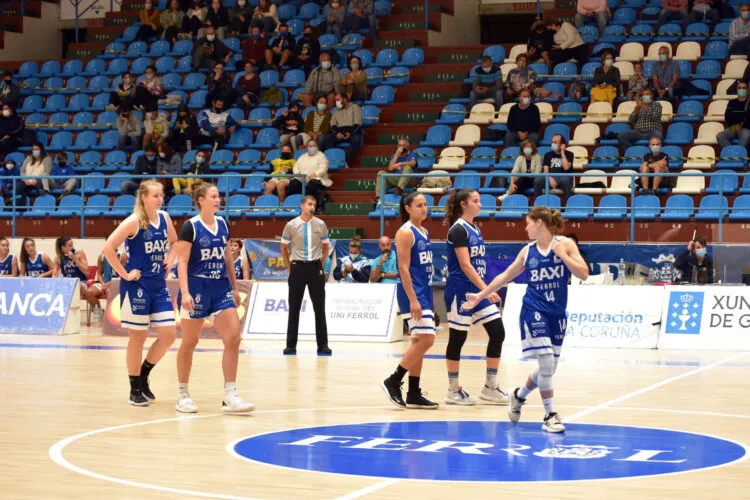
[191,179,215,209]
[445,188,476,226]
[527,206,565,235]
[55,237,72,260]
[134,180,163,230]
[399,191,423,223]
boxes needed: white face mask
[482,66,492,73]
[308,146,318,155]
[145,112,152,119]
[196,156,205,164]
[159,152,166,158]
[32,150,41,158]
[321,61,332,70]
[1,109,9,117]
[350,62,360,70]
[335,101,343,109]
[5,163,13,170]
[523,147,533,156]
[207,34,216,41]
[331,2,339,7]
[317,103,327,111]
[550,143,560,152]
[238,0,246,5]
[521,97,530,106]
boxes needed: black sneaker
[129,390,149,407]
[141,376,155,401]
[317,346,332,356]
[406,391,439,410]
[380,377,406,408]
[283,347,297,355]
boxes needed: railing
[377,171,747,241]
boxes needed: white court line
[333,351,750,500]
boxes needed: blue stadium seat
[102,151,127,173]
[47,131,73,151]
[224,194,250,219]
[542,124,570,144]
[495,194,529,219]
[77,151,102,173]
[711,22,730,41]
[661,194,694,220]
[15,61,38,79]
[594,194,628,220]
[706,172,738,194]
[247,107,272,129]
[43,112,68,132]
[126,41,148,58]
[632,194,661,220]
[298,2,319,19]
[226,128,253,150]
[621,146,650,170]
[364,67,384,86]
[275,194,303,218]
[87,92,111,111]
[95,130,119,151]
[479,173,508,195]
[612,8,636,25]
[41,77,64,96]
[249,194,279,218]
[684,22,709,41]
[130,57,152,75]
[318,34,338,50]
[167,194,193,217]
[454,173,482,191]
[216,173,241,195]
[19,77,40,96]
[552,102,581,124]
[534,194,562,211]
[86,75,110,94]
[168,40,193,57]
[564,194,594,220]
[497,147,519,170]
[475,194,497,219]
[188,90,208,109]
[149,40,170,57]
[24,195,56,217]
[673,101,703,122]
[105,58,130,76]
[580,62,601,80]
[325,148,346,170]
[259,69,280,89]
[108,194,136,217]
[550,62,577,81]
[703,41,728,60]
[540,82,564,102]
[102,42,125,59]
[37,60,61,78]
[373,49,399,68]
[717,146,747,169]
[694,59,721,80]
[84,195,111,216]
[69,131,98,151]
[386,66,410,86]
[155,56,177,75]
[369,194,400,218]
[655,23,682,42]
[413,147,436,171]
[162,73,182,92]
[340,33,363,51]
[660,145,684,170]
[588,146,620,170]
[464,147,496,171]
[729,195,750,220]
[51,195,83,217]
[664,122,694,145]
[92,111,117,131]
[238,176,264,195]
[628,24,654,42]
[277,3,296,20]
[19,95,43,114]
[353,49,373,68]
[481,45,506,64]
[63,93,90,112]
[434,103,465,125]
[601,25,626,43]
[579,25,599,44]
[249,128,279,149]
[208,149,234,172]
[60,60,83,78]
[235,149,262,172]
[278,69,305,88]
[694,194,729,220]
[420,125,451,147]
[400,47,424,67]
[24,112,45,130]
[362,105,380,126]
[375,0,391,15]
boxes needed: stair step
[359,155,391,168]
[381,13,442,32]
[325,202,373,216]
[328,227,363,239]
[366,124,432,145]
[400,3,449,15]
[373,37,420,50]
[343,179,376,191]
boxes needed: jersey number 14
[544,290,555,302]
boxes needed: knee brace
[446,328,468,361]
[536,354,556,392]
[484,318,506,359]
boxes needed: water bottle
[618,259,626,286]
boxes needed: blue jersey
[125,211,170,279]
[234,256,243,280]
[186,215,229,279]
[101,252,120,283]
[523,239,570,317]
[446,218,487,294]
[61,249,88,281]
[25,253,49,277]
[0,254,15,275]
[396,222,433,304]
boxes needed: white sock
[448,372,460,392]
[518,385,532,399]
[542,397,554,415]
[224,382,237,400]
[178,383,189,398]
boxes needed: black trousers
[286,260,328,349]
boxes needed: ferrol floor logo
[665,291,704,334]
[230,421,746,482]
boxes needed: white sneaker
[176,396,199,413]
[445,387,476,406]
[542,412,566,433]
[222,394,255,414]
[508,388,525,423]
[479,385,510,405]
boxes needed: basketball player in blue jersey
[54,237,103,312]
[174,180,255,415]
[19,237,54,277]
[0,237,18,276]
[381,192,439,410]
[102,180,179,407]
[230,238,250,280]
[443,189,508,406]
[463,207,588,432]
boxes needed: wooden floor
[2,328,750,499]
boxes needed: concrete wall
[429,0,481,46]
[0,2,63,62]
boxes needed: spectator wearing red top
[241,25,268,69]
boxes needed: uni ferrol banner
[0,277,78,334]
[103,279,253,339]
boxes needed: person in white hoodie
[545,18,588,70]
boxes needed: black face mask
[58,162,67,167]
[214,106,224,112]
[304,33,312,38]
[281,152,292,160]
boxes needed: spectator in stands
[574,0,611,35]
[504,88,541,147]
[686,0,721,26]
[505,53,536,102]
[192,26,233,71]
[109,72,136,109]
[121,144,158,195]
[242,26,268,69]
[675,237,714,284]
[207,61,236,107]
[369,236,397,283]
[470,56,503,111]
[302,52,341,109]
[653,46,682,102]
[197,96,238,149]
[0,104,24,158]
[0,71,20,111]
[287,138,331,200]
[499,139,543,202]
[200,0,230,40]
[618,88,662,148]
[321,93,362,160]
[160,0,184,44]
[17,143,52,199]
[717,81,750,147]
[657,0,689,31]
[229,0,252,37]
[169,103,199,152]
[116,104,143,150]
[375,138,417,198]
[265,23,296,69]
[346,0,376,39]
[134,65,164,111]
[301,96,332,146]
[251,0,280,34]
[264,144,295,202]
[235,61,260,110]
[627,62,648,101]
[593,51,621,99]
[156,141,183,195]
[50,153,77,199]
[297,26,322,77]
[173,149,209,194]
[729,4,750,56]
[275,101,305,151]
[334,236,371,283]
[181,0,208,39]
[590,78,617,105]
[136,1,161,41]
[1,158,19,202]
[338,55,367,102]
[640,136,670,193]
[324,0,346,39]
[527,19,554,71]
[535,134,573,200]
[143,106,170,149]
[546,18,588,69]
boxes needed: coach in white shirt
[287,138,332,202]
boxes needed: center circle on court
[230,420,747,482]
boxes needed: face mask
[304,32,312,38]
[281,152,292,160]
[521,97,530,106]
[252,33,261,40]
[58,161,67,167]
[207,34,215,41]
[123,77,131,84]
[350,62,360,70]
[401,147,409,154]
[317,103,327,111]
[280,31,289,37]
[743,11,750,19]
[321,61,331,70]
[214,106,223,112]
[642,95,652,104]
[482,66,492,73]
[145,73,154,79]
[196,156,205,164]
[335,101,343,109]
[605,58,613,67]
[1,109,9,117]
[739,89,748,98]
[5,163,13,170]
[550,143,559,152]
[159,152,166,158]
[32,150,40,158]
[308,146,318,155]
[237,0,245,5]
[695,248,707,258]
[523,147,533,156]
[146,155,156,162]
[349,253,359,261]
[659,54,667,62]
[650,145,661,154]
[331,2,339,7]
[145,112,152,119]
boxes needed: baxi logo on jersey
[230,421,746,482]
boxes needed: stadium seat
[594,194,628,220]
[80,171,106,195]
[188,90,208,109]
[661,194,695,220]
[706,172,739,194]
[553,102,582,124]
[433,146,466,170]
[496,147,519,170]
[24,195,56,217]
[661,145,684,169]
[47,131,73,151]
[156,56,178,74]
[274,194,303,219]
[369,194,400,219]
[740,177,750,194]
[95,130,119,151]
[224,194,250,219]
[575,169,609,194]
[401,48,424,67]
[495,194,529,219]
[716,146,747,169]
[106,194,135,217]
[601,26,625,44]
[729,195,750,220]
[464,147,497,171]
[84,194,111,217]
[421,125,452,147]
[69,131,98,151]
[481,45,506,64]
[413,147,436,171]
[364,67,385,86]
[249,128,279,149]
[703,41,729,60]
[209,149,235,172]
[325,148,347,171]
[608,170,639,194]
[454,173,482,191]
[683,146,716,170]
[449,124,481,147]
[102,151,127,173]
[15,61,38,79]
[715,79,736,100]
[77,151,102,173]
[617,43,645,62]
[588,146,619,170]
[87,92,111,112]
[621,146,650,170]
[362,105,380,126]
[676,41,702,60]
[167,194,193,217]
[550,62,577,81]
[365,85,395,105]
[51,195,84,218]
[685,79,712,101]
[655,23,681,42]
[673,101,704,123]
[582,102,612,124]
[711,22,730,41]
[564,194,594,220]
[542,124,570,144]
[238,177,264,195]
[695,121,724,145]
[249,194,279,218]
[534,194,561,211]
[694,195,729,220]
[664,122,694,145]
[492,103,514,125]
[570,123,599,146]
[724,59,748,79]
[216,173,241,196]
[505,44,527,64]
[374,49,399,68]
[567,145,589,170]
[386,66,410,86]
[694,60,721,80]
[632,194,661,220]
[612,7,636,25]
[226,128,254,150]
[628,24,653,42]
[38,60,61,78]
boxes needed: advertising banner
[103,279,253,338]
[245,239,337,280]
[243,282,401,342]
[0,277,78,335]
[503,284,664,349]
[658,286,750,350]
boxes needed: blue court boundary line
[1,342,750,368]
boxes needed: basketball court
[2,328,749,499]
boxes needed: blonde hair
[527,206,565,235]
[134,180,163,230]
